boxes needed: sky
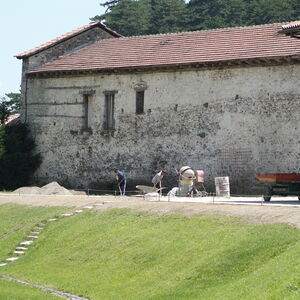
[0,0,106,97]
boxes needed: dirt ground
[0,194,300,229]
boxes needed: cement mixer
[177,166,207,197]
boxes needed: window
[104,92,115,130]
[80,89,95,131]
[83,94,89,129]
[136,90,144,115]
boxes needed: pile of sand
[13,182,85,195]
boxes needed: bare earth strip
[0,194,300,229]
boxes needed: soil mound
[13,186,42,195]
[40,182,73,195]
[13,182,85,196]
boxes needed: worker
[152,170,166,192]
[114,169,126,196]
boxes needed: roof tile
[15,22,121,59]
[29,22,300,74]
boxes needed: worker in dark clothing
[114,169,126,195]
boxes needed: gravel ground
[0,194,300,229]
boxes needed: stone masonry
[24,63,300,193]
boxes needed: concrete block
[16,247,28,251]
[61,213,73,217]
[6,257,18,262]
[20,241,33,246]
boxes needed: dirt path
[1,194,300,229]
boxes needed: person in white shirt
[152,170,166,191]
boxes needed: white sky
[0,0,106,96]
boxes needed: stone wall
[25,63,300,193]
[20,26,117,121]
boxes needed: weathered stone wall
[20,27,117,120]
[25,63,300,193]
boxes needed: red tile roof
[29,22,300,75]
[281,21,300,30]
[2,114,21,126]
[15,22,121,59]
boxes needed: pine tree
[149,0,188,34]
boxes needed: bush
[0,124,41,190]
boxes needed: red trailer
[256,173,300,202]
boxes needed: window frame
[103,91,117,130]
[136,90,145,115]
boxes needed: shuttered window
[83,94,89,129]
[104,92,115,130]
[136,91,144,115]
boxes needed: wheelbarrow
[256,173,300,202]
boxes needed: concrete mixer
[177,166,207,197]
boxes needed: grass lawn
[0,204,71,262]
[0,278,60,299]
[1,207,300,299]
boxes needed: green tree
[187,0,299,31]
[0,100,10,125]
[5,93,21,114]
[149,0,188,34]
[187,0,249,31]
[93,0,299,36]
[0,93,21,124]
[92,0,151,36]
[249,0,299,25]
[0,124,41,190]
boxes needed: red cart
[256,173,300,202]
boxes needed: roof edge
[27,55,300,78]
[15,21,122,59]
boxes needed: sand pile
[13,182,85,195]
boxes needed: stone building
[16,21,300,193]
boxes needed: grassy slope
[2,208,300,299]
[0,278,59,299]
[0,204,71,262]
[0,204,71,299]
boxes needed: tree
[149,0,188,34]
[93,0,300,36]
[187,0,299,31]
[249,0,299,25]
[5,93,21,114]
[187,0,249,31]
[0,124,41,190]
[92,0,151,36]
[92,0,188,36]
[0,93,21,124]
[0,100,10,125]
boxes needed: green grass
[0,278,60,299]
[0,204,72,298]
[1,207,300,299]
[0,204,71,262]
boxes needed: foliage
[187,0,250,30]
[0,99,10,125]
[92,0,300,36]
[0,93,21,125]
[3,208,300,299]
[5,92,21,114]
[0,124,41,190]
[92,0,151,36]
[149,0,188,34]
